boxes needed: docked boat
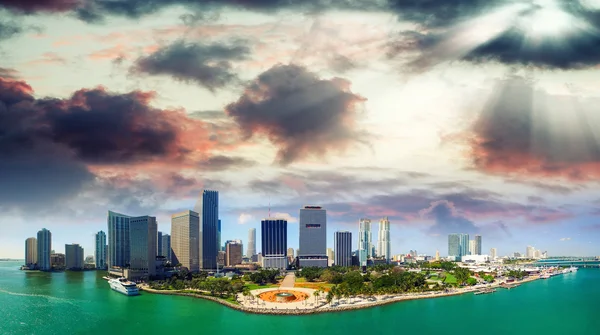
[568,267,578,273]
[108,277,140,296]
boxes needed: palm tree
[313,290,320,303]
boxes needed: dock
[499,283,521,289]
[474,288,496,295]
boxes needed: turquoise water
[0,261,598,335]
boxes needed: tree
[313,290,320,303]
[453,267,472,286]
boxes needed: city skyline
[2,1,600,259]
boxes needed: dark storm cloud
[467,75,600,179]
[389,0,600,70]
[0,0,79,13]
[131,40,251,91]
[198,155,256,171]
[0,68,18,79]
[0,75,225,210]
[0,18,22,40]
[226,64,367,165]
[420,200,479,235]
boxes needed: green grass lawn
[443,273,457,284]
[244,283,279,291]
[295,277,306,283]
[429,275,440,281]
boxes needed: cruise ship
[108,277,140,296]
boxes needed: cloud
[238,213,253,225]
[226,64,368,165]
[559,237,571,241]
[388,1,600,70]
[271,212,298,223]
[464,75,600,180]
[198,155,255,171]
[494,220,513,237]
[0,75,231,212]
[0,18,22,40]
[0,67,18,79]
[0,0,80,13]
[419,200,479,235]
[131,39,251,91]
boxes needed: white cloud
[271,212,298,223]
[238,213,253,225]
[559,237,571,241]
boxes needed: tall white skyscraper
[171,210,200,272]
[37,229,52,271]
[298,206,327,268]
[95,231,107,269]
[526,245,536,258]
[25,237,37,267]
[490,248,497,260]
[358,218,372,266]
[377,217,391,263]
[469,240,476,255]
[247,228,256,257]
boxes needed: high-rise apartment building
[435,250,440,261]
[65,244,84,270]
[197,190,219,270]
[490,248,497,260]
[95,231,107,269]
[377,217,391,263]
[287,248,294,258]
[334,231,352,267]
[107,211,130,269]
[460,234,470,257]
[129,215,157,278]
[247,228,256,258]
[261,218,288,269]
[474,235,482,255]
[469,240,476,255]
[171,210,200,272]
[298,206,327,268]
[157,231,163,257]
[448,234,461,259]
[25,237,37,267]
[226,241,243,266]
[358,218,372,266]
[161,234,171,263]
[37,228,52,271]
[526,245,536,258]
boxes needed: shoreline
[139,275,541,315]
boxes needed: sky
[1,0,599,259]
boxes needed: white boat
[108,277,140,296]
[568,267,578,273]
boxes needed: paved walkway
[279,272,296,288]
[237,287,321,310]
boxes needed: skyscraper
[334,231,352,267]
[157,231,163,257]
[474,235,482,255]
[469,240,476,255]
[25,237,37,267]
[37,228,52,271]
[298,205,327,268]
[261,218,288,269]
[225,241,243,266]
[129,215,157,278]
[95,231,107,269]
[448,234,461,259]
[247,228,256,258]
[435,250,440,261]
[197,190,218,270]
[449,233,470,260]
[358,218,372,266]
[65,244,84,270]
[161,234,171,263]
[217,219,222,252]
[377,217,391,263]
[171,210,200,272]
[107,211,130,269]
[490,248,497,260]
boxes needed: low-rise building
[461,254,490,264]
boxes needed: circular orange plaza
[258,290,309,303]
